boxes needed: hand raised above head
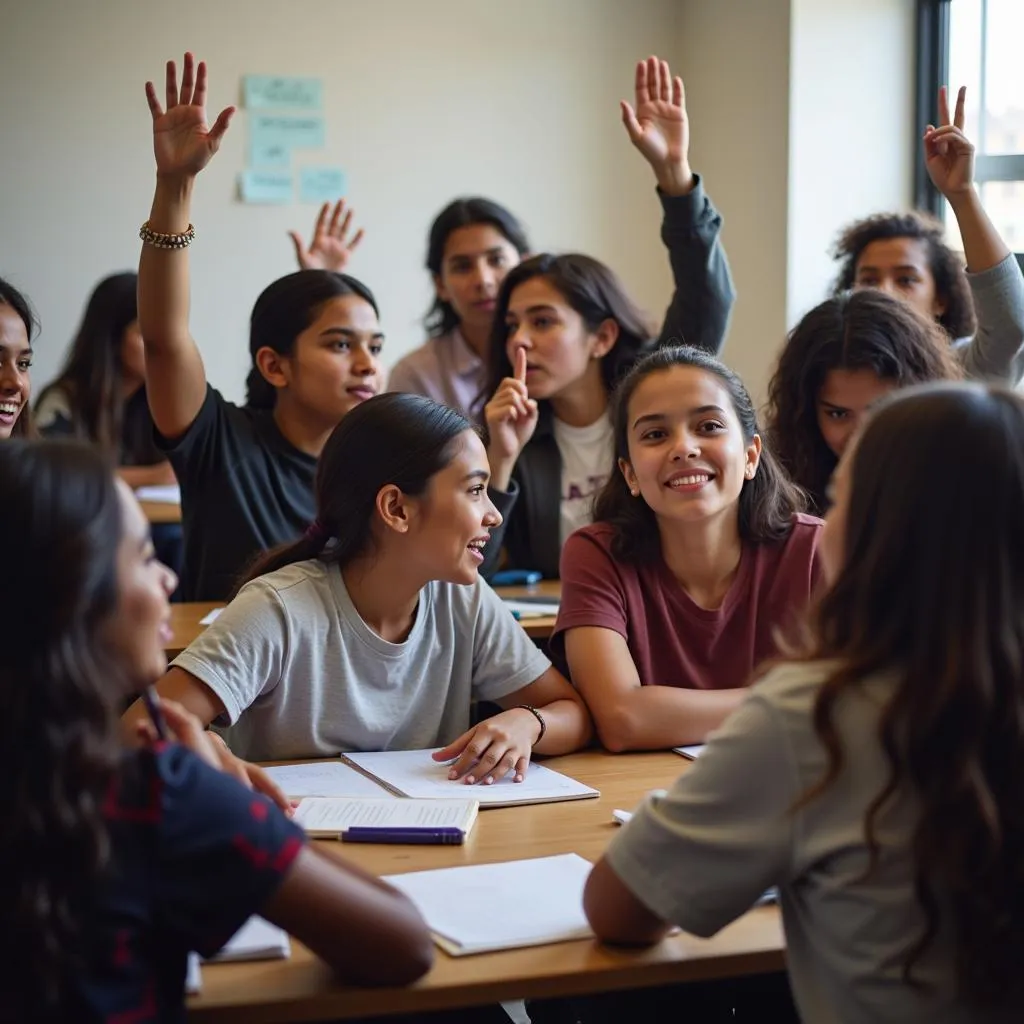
[145,52,235,181]
[290,199,366,272]
[924,85,975,200]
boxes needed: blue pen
[342,827,465,845]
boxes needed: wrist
[655,164,696,197]
[516,705,546,746]
[487,454,516,492]
[947,185,981,215]
[154,174,196,203]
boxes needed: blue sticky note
[239,170,293,204]
[244,75,322,110]
[249,114,325,166]
[299,167,347,204]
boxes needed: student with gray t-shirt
[125,393,592,785]
[582,384,1024,1023]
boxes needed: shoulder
[788,512,825,545]
[34,383,75,430]
[389,339,443,383]
[560,524,640,594]
[239,558,333,606]
[564,522,617,560]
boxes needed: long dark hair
[424,198,530,338]
[245,270,380,410]
[832,211,976,340]
[792,383,1024,1004]
[240,393,472,587]
[766,290,960,513]
[0,440,124,1021]
[0,275,38,439]
[594,346,803,562]
[35,272,141,454]
[484,254,655,404]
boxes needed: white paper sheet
[264,760,391,799]
[294,797,477,835]
[344,749,599,808]
[185,952,202,993]
[206,916,290,963]
[384,854,593,955]
[199,607,224,625]
[672,745,705,759]
[134,484,181,504]
[502,599,561,618]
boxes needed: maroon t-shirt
[551,515,824,690]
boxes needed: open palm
[145,53,234,179]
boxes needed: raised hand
[484,346,539,489]
[924,85,975,200]
[621,55,694,196]
[145,52,235,180]
[289,199,366,272]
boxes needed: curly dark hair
[765,290,961,514]
[832,211,976,340]
[793,383,1024,1006]
[593,345,805,563]
[0,440,125,1021]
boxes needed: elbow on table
[348,918,435,988]
[593,708,643,754]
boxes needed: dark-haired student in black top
[139,54,383,600]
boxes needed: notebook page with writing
[383,854,593,955]
[343,749,599,807]
[205,916,290,962]
[263,760,392,799]
[294,797,478,837]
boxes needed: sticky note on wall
[239,170,293,204]
[244,75,323,110]
[249,114,325,167]
[299,167,347,204]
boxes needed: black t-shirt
[75,744,304,1023]
[157,386,317,600]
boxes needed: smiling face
[436,224,521,336]
[853,237,945,323]
[400,430,502,585]
[99,481,178,692]
[0,303,31,439]
[816,367,897,457]
[619,366,761,528]
[263,295,384,430]
[503,277,617,402]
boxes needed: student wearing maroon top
[553,346,823,751]
[0,439,433,1023]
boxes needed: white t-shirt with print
[552,411,615,546]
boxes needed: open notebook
[383,854,593,956]
[343,749,599,808]
[293,796,478,842]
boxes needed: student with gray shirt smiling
[124,393,591,784]
[583,383,1024,1023]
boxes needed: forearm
[139,175,195,353]
[592,684,747,752]
[531,698,593,756]
[950,187,1010,274]
[118,461,177,488]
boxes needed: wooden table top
[166,582,561,659]
[188,750,783,1021]
[140,499,183,525]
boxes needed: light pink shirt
[387,328,487,423]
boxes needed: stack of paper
[206,916,291,963]
[383,854,594,955]
[294,796,478,839]
[343,749,599,808]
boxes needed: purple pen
[342,827,465,846]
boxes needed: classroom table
[165,582,562,659]
[141,499,183,525]
[187,749,784,1021]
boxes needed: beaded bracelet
[139,221,196,250]
[517,704,547,744]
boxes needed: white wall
[0,0,678,402]
[787,0,916,327]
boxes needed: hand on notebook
[432,709,543,785]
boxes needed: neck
[658,510,743,610]
[272,399,333,457]
[458,319,491,360]
[342,550,427,644]
[550,369,609,428]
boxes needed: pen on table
[342,827,465,845]
[141,685,168,741]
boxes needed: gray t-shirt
[172,559,551,762]
[606,660,1019,1024]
